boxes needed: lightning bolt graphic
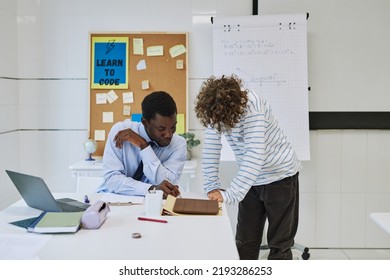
[105,39,116,54]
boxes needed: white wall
[0,0,19,210]
[0,0,389,249]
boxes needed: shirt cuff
[204,182,221,194]
[134,182,154,196]
[221,191,230,204]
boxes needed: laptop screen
[6,170,63,212]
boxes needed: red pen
[138,217,168,223]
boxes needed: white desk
[370,212,390,235]
[69,158,198,193]
[0,193,238,260]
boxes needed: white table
[370,212,390,235]
[0,193,238,260]
[69,158,198,192]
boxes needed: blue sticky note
[132,113,142,122]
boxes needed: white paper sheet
[0,233,51,260]
[101,193,144,204]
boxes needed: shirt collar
[139,124,160,148]
[139,124,151,142]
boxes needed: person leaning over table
[97,91,186,198]
[194,75,301,260]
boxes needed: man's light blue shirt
[97,119,187,196]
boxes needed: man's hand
[208,189,223,202]
[114,128,148,149]
[152,180,181,199]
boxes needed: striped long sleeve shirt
[202,90,301,205]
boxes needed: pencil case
[81,200,110,229]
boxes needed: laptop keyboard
[57,199,89,212]
[57,202,85,212]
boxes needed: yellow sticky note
[133,38,144,55]
[176,113,185,135]
[169,44,186,58]
[147,46,164,56]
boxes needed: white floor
[259,248,390,260]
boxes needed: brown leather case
[173,198,219,215]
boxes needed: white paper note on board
[102,112,114,123]
[136,60,146,70]
[94,130,105,141]
[96,93,107,104]
[106,90,118,104]
[142,80,149,90]
[123,92,134,103]
[123,105,131,116]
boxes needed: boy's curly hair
[195,75,248,133]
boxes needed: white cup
[145,190,163,216]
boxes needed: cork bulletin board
[89,33,188,156]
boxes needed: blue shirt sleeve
[97,121,187,196]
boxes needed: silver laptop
[6,170,89,212]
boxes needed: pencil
[137,217,168,223]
